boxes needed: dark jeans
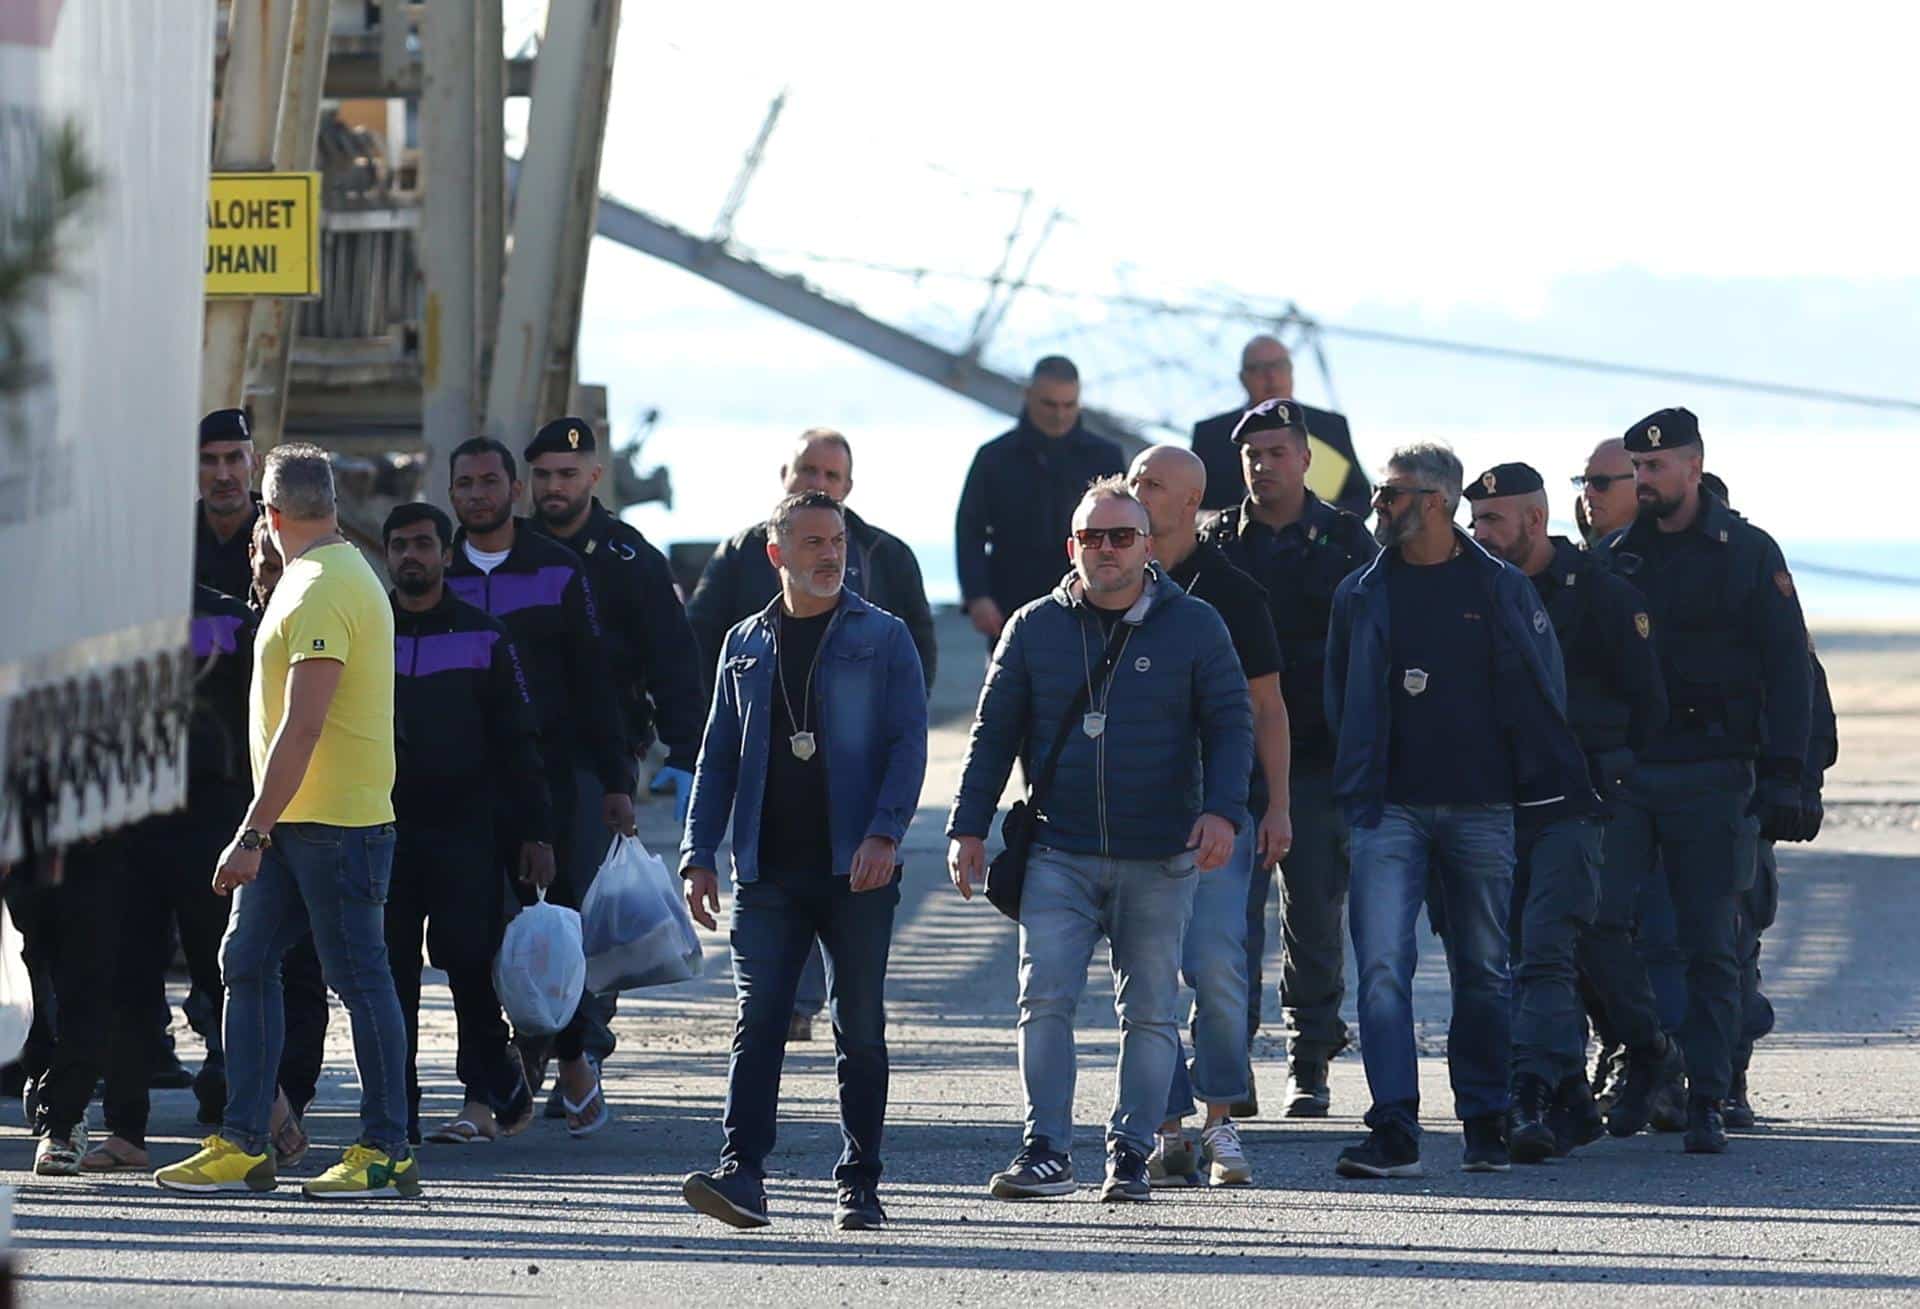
[1349,803,1514,1137]
[104,786,244,1145]
[1256,764,1351,1061]
[1576,759,1753,1101]
[5,837,134,1139]
[721,871,898,1185]
[219,822,409,1157]
[386,818,522,1124]
[1509,818,1601,1085]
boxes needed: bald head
[1239,334,1294,405]
[1126,444,1207,541]
[1581,436,1637,540]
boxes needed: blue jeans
[1167,824,1255,1119]
[219,822,410,1157]
[1509,818,1601,1084]
[1349,804,1513,1138]
[1018,845,1197,1157]
[721,873,898,1185]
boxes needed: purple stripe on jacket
[395,629,500,678]
[446,565,574,617]
[191,614,245,657]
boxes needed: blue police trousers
[1509,818,1601,1086]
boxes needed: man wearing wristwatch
[157,444,417,1201]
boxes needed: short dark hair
[383,501,453,549]
[768,489,844,543]
[450,436,517,483]
[1031,355,1079,385]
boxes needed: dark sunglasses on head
[1372,484,1437,506]
[1073,526,1141,549]
[1572,473,1631,492]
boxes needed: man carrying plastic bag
[678,491,928,1233]
[582,835,702,992]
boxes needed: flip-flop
[496,1096,537,1139]
[561,1079,611,1139]
[80,1140,150,1172]
[425,1118,495,1145]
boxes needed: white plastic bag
[492,890,585,1037]
[0,901,32,1066]
[581,835,704,994]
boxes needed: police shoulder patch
[1634,612,1650,640]
[1774,570,1795,598]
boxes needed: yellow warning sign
[205,172,320,298]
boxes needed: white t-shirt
[463,542,511,574]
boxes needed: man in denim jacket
[679,491,928,1233]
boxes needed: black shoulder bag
[985,622,1131,921]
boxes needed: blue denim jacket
[680,590,928,883]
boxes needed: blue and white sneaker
[989,1139,1075,1199]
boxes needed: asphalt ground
[8,614,1918,1306]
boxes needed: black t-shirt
[1385,551,1514,805]
[1168,544,1283,682]
[758,602,838,881]
[1090,599,1129,636]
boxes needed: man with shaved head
[1189,335,1371,516]
[1127,446,1290,1185]
[1574,437,1637,545]
[1467,462,1667,1161]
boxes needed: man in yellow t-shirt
[156,443,419,1202]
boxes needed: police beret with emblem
[1229,396,1314,444]
[525,416,597,460]
[199,408,251,445]
[1463,461,1544,501]
[1623,407,1700,453]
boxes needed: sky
[508,1,1920,615]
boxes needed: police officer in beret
[1466,461,1667,1161]
[1202,397,1377,1118]
[196,408,261,603]
[1590,408,1812,1154]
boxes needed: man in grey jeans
[947,477,1253,1203]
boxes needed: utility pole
[421,0,481,502]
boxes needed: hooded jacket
[947,566,1254,859]
[1325,528,1596,828]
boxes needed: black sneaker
[988,1139,1076,1199]
[1100,1145,1151,1203]
[1335,1125,1423,1179]
[1722,1070,1757,1130]
[683,1165,772,1229]
[1284,1059,1331,1118]
[1593,1041,1628,1112]
[1462,1114,1510,1172]
[1506,1074,1557,1165]
[834,1182,887,1230]
[1550,1074,1606,1156]
[1683,1096,1728,1154]
[1607,1035,1680,1138]
[1647,1038,1689,1133]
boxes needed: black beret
[199,408,251,445]
[1229,397,1313,444]
[525,416,597,460]
[1464,462,1545,501]
[1623,407,1700,453]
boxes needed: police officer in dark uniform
[1202,397,1378,1117]
[1590,408,1812,1154]
[1466,461,1667,1160]
[195,408,261,598]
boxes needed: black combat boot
[1722,1069,1756,1130]
[1550,1073,1606,1156]
[1683,1095,1728,1154]
[1607,1034,1682,1138]
[1506,1074,1557,1165]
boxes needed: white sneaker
[34,1123,87,1177]
[1147,1128,1199,1187]
[1202,1119,1252,1185]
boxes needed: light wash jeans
[1167,822,1255,1118]
[219,822,410,1157]
[1017,845,1197,1157]
[1349,803,1514,1139]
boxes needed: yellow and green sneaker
[154,1136,277,1194]
[301,1144,422,1200]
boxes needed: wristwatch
[237,828,273,852]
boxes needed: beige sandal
[425,1117,496,1145]
[80,1137,149,1172]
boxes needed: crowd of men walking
[2,334,1833,1233]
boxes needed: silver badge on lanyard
[790,731,817,761]
[1402,668,1430,697]
[1082,712,1107,739]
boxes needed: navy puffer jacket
[947,567,1253,860]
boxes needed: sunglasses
[1572,473,1632,492]
[1073,527,1142,549]
[1371,484,1438,506]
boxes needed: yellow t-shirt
[250,541,396,827]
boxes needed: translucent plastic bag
[580,834,703,994]
[0,901,32,1066]
[492,890,585,1037]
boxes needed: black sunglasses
[1073,527,1141,549]
[1572,473,1632,492]
[1372,484,1438,506]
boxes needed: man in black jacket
[526,417,708,811]
[688,427,937,695]
[386,502,554,1144]
[195,407,261,598]
[446,437,635,1137]
[1190,337,1371,517]
[956,356,1125,643]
